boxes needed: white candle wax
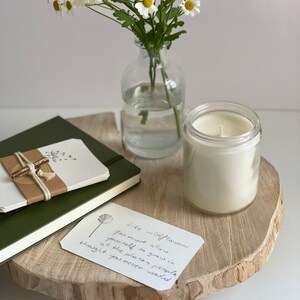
[192,112,253,137]
[183,103,261,214]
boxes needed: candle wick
[219,124,224,137]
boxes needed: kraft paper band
[0,149,68,205]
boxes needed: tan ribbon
[0,149,68,205]
[14,152,54,201]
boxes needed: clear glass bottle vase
[121,41,185,159]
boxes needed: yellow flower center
[66,1,72,11]
[53,0,60,12]
[143,0,153,8]
[185,1,195,11]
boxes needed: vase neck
[135,42,168,66]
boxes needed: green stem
[148,16,157,91]
[101,0,122,13]
[85,5,125,28]
[166,2,174,23]
[158,53,181,139]
[148,50,156,91]
[141,48,182,139]
[165,8,184,35]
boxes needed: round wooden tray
[8,113,284,299]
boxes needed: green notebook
[0,116,141,264]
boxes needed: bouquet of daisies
[50,0,200,51]
[50,0,201,135]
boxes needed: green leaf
[157,3,168,22]
[164,30,187,42]
[113,10,135,28]
[173,20,184,28]
[164,0,174,5]
[168,7,181,20]
[139,110,149,125]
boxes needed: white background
[0,0,299,110]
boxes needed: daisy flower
[180,0,201,17]
[51,0,74,15]
[51,0,88,16]
[135,0,158,19]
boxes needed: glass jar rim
[184,102,261,145]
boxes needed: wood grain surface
[8,112,284,299]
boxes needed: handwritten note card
[60,203,204,291]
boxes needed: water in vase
[123,83,184,159]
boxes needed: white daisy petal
[135,0,158,19]
[135,3,143,14]
[151,5,158,13]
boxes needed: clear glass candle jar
[183,102,262,214]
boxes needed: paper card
[60,203,204,291]
[39,139,109,190]
[0,139,109,212]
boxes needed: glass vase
[121,41,185,159]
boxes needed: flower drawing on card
[44,150,77,163]
[89,214,114,238]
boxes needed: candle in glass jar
[183,102,261,214]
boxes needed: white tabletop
[0,108,299,300]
